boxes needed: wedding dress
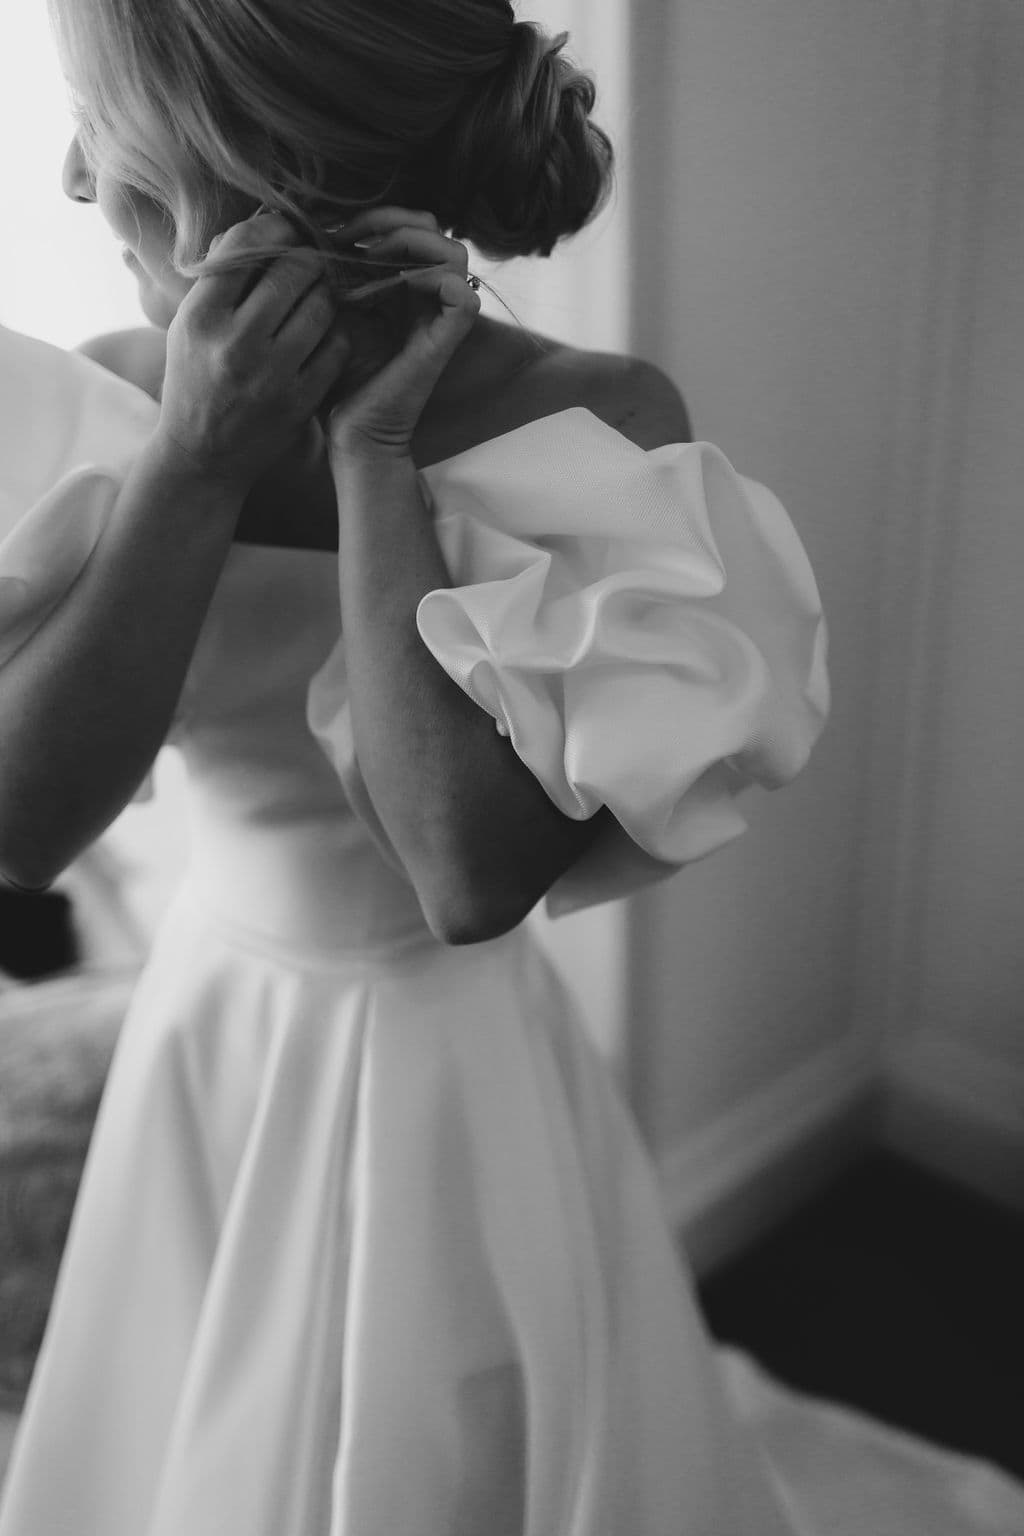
[0,322,1019,1536]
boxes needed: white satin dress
[1,323,1019,1536]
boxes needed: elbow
[421,873,538,948]
[0,853,58,895]
[414,810,609,946]
[0,814,66,894]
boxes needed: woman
[0,2,830,1532]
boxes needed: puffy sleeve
[0,324,165,800]
[308,405,830,917]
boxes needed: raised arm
[0,442,244,889]
[322,209,692,944]
[0,215,349,889]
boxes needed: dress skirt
[0,880,801,1536]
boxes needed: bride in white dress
[0,3,1020,1534]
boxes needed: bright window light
[1,10,143,347]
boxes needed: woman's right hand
[156,211,353,490]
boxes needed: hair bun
[433,21,614,261]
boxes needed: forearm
[0,435,244,887]
[333,448,599,941]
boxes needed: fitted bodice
[172,543,430,956]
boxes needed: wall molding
[878,1033,1024,1213]
[658,1033,877,1277]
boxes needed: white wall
[624,0,936,1146]
[618,0,1024,1256]
[1,7,144,343]
[875,0,1024,1206]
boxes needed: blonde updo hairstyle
[51,0,615,278]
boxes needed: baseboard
[877,1033,1024,1213]
[657,1033,878,1279]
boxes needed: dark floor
[697,1150,1024,1481]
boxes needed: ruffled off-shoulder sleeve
[308,406,829,917]
[0,324,159,664]
[0,324,164,798]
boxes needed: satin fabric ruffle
[309,407,829,915]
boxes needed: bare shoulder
[547,345,693,451]
[76,326,167,403]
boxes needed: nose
[62,134,95,203]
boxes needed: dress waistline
[172,874,440,973]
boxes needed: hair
[51,0,615,276]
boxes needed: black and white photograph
[0,1,1021,1531]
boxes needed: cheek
[97,175,192,301]
[94,172,144,248]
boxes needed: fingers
[274,276,341,363]
[396,266,482,369]
[331,209,470,300]
[300,321,354,410]
[398,265,482,318]
[237,246,327,335]
[334,206,443,243]
[171,205,477,455]
[193,210,301,311]
[348,227,468,280]
[327,263,480,434]
[195,207,464,321]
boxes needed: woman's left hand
[324,207,482,460]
